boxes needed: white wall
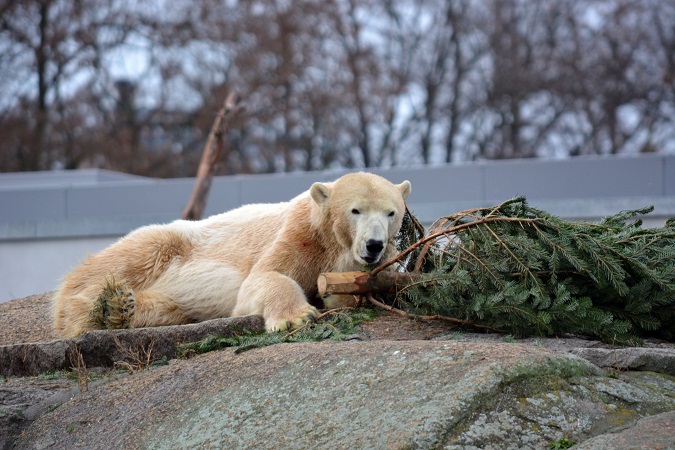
[0,237,116,302]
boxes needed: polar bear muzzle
[363,239,385,264]
[352,211,390,265]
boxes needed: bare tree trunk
[32,1,51,171]
[182,92,242,221]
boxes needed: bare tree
[0,0,137,170]
[1,0,674,176]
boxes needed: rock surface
[2,293,675,449]
[570,347,675,376]
[0,293,54,346]
[3,341,674,450]
[574,411,675,450]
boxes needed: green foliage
[548,436,576,449]
[150,355,169,367]
[392,198,675,344]
[180,308,376,355]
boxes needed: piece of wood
[182,91,242,221]
[317,271,422,296]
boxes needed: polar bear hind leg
[91,279,193,331]
[234,271,319,332]
[53,225,197,338]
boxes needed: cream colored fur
[52,172,411,338]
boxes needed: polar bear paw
[91,280,135,329]
[266,305,320,332]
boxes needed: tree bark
[182,91,242,220]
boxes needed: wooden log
[182,91,242,221]
[317,271,422,296]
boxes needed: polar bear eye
[388,211,395,217]
[351,208,360,215]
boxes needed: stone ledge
[574,410,675,450]
[2,313,674,378]
[0,315,265,377]
[570,347,675,376]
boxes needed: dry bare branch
[69,347,90,393]
[182,91,243,220]
[111,335,156,373]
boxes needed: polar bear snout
[366,239,384,254]
[361,239,385,264]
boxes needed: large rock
[2,291,675,449]
[0,376,74,450]
[11,341,675,450]
[444,370,675,449]
[0,293,54,346]
[0,340,75,378]
[574,411,675,450]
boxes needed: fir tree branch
[283,308,354,338]
[482,222,546,300]
[372,216,543,276]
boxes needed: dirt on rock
[0,293,55,346]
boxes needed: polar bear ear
[398,180,412,201]
[310,182,331,205]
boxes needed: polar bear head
[310,173,411,266]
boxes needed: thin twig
[366,294,503,333]
[414,215,449,272]
[69,347,90,393]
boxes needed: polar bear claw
[267,305,320,332]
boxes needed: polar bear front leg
[233,271,319,332]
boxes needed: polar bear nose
[365,239,384,256]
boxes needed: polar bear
[52,172,411,339]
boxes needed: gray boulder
[11,341,675,450]
[574,411,675,450]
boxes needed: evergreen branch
[372,216,543,276]
[319,198,674,343]
[283,307,353,338]
[446,242,505,288]
[482,221,546,300]
[575,232,628,296]
[492,304,551,333]
[531,222,598,283]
